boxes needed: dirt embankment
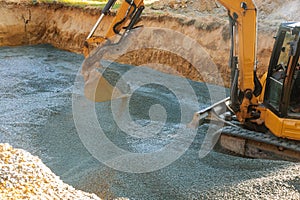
[1,0,299,86]
[0,1,102,52]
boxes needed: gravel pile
[0,143,101,200]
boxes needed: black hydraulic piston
[102,0,118,15]
[126,6,145,31]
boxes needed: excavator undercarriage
[188,98,300,162]
[189,96,300,162]
[218,126,300,162]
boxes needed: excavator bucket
[82,41,131,103]
[83,70,127,102]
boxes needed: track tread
[221,126,300,152]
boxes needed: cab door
[264,24,300,139]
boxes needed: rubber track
[221,126,300,152]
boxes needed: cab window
[267,31,293,110]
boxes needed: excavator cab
[263,22,300,138]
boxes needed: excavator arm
[217,0,260,123]
[82,0,145,102]
[219,0,257,92]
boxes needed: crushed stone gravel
[0,143,101,200]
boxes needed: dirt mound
[255,0,300,21]
[150,0,224,15]
[150,0,300,25]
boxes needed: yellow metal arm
[218,0,257,92]
[217,0,259,122]
[83,0,144,57]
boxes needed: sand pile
[0,143,101,200]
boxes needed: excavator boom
[218,0,257,92]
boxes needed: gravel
[1,45,300,199]
[0,143,101,200]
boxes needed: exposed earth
[1,0,299,86]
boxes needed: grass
[36,0,121,8]
[35,0,154,9]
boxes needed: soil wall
[1,0,296,86]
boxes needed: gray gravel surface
[0,45,299,199]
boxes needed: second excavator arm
[82,0,145,102]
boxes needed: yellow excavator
[82,0,300,161]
